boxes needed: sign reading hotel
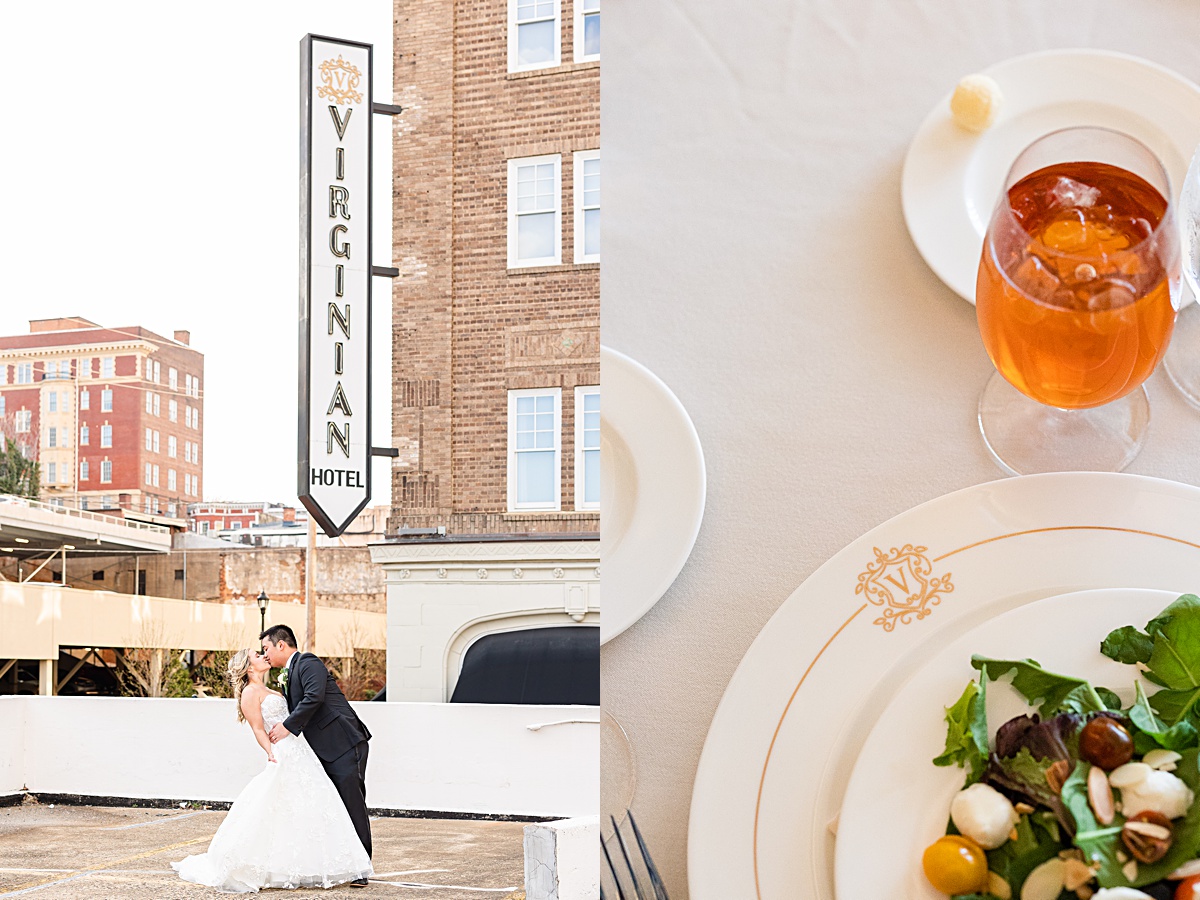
[298,35,373,537]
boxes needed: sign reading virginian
[298,34,373,537]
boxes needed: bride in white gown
[173,649,373,893]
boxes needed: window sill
[507,262,600,276]
[507,60,599,80]
[503,511,600,519]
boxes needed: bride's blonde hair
[227,649,252,722]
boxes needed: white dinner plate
[688,472,1200,900]
[836,587,1179,899]
[902,48,1200,303]
[600,346,706,644]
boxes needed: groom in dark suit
[260,624,372,884]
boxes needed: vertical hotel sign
[299,35,372,536]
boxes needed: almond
[1087,765,1115,825]
[1021,857,1066,900]
[1144,749,1182,772]
[988,870,1012,900]
[1110,762,1152,788]
[1062,857,1094,891]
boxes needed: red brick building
[0,317,204,519]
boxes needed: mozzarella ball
[1118,768,1194,820]
[949,782,1020,850]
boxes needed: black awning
[450,626,599,705]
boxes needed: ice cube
[1082,277,1136,311]
[1048,176,1100,209]
[1011,252,1062,297]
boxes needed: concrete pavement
[0,801,527,899]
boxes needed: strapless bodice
[261,693,288,731]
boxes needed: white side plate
[902,49,1200,303]
[601,346,706,644]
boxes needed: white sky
[0,1,395,505]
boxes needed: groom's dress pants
[322,740,372,858]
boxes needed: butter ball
[950,74,1003,132]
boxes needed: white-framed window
[48,427,57,448]
[45,361,58,381]
[101,388,113,412]
[60,392,68,412]
[153,361,161,383]
[507,387,561,511]
[169,368,178,391]
[100,461,112,483]
[80,425,89,445]
[16,363,32,384]
[169,399,177,422]
[509,0,559,71]
[0,396,5,416]
[168,469,177,491]
[153,465,160,487]
[144,358,152,380]
[575,0,599,61]
[508,155,561,268]
[574,150,600,263]
[153,394,160,417]
[575,386,600,509]
[168,435,177,458]
[46,462,56,484]
[80,358,92,378]
[145,392,153,414]
[145,463,152,485]
[48,392,57,413]
[80,460,89,481]
[80,389,89,411]
[153,431,160,454]
[145,428,153,451]
[15,409,31,433]
[101,357,115,378]
[167,502,177,518]
[100,424,112,448]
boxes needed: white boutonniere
[277,669,289,691]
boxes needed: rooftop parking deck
[0,800,527,899]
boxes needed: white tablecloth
[600,1,1200,895]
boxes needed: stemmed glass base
[1164,299,1200,410]
[978,372,1150,476]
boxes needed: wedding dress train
[173,693,372,893]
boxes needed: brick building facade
[371,0,600,701]
[0,317,203,519]
[387,0,600,538]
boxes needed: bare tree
[115,621,190,698]
[326,623,386,701]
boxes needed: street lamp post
[257,590,269,635]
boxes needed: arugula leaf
[933,676,989,782]
[1101,593,1200,728]
[1100,624,1154,667]
[1128,681,1199,751]
[981,811,1061,897]
[971,656,1108,717]
[1061,761,1126,886]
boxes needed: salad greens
[931,593,1200,895]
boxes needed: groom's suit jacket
[282,652,372,763]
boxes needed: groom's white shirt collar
[286,649,299,672]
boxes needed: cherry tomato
[921,834,989,894]
[1177,875,1200,900]
[1078,715,1134,770]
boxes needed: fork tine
[627,811,669,900]
[602,818,629,900]
[611,814,647,900]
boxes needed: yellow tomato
[921,834,990,894]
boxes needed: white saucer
[902,48,1200,303]
[600,346,706,644]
